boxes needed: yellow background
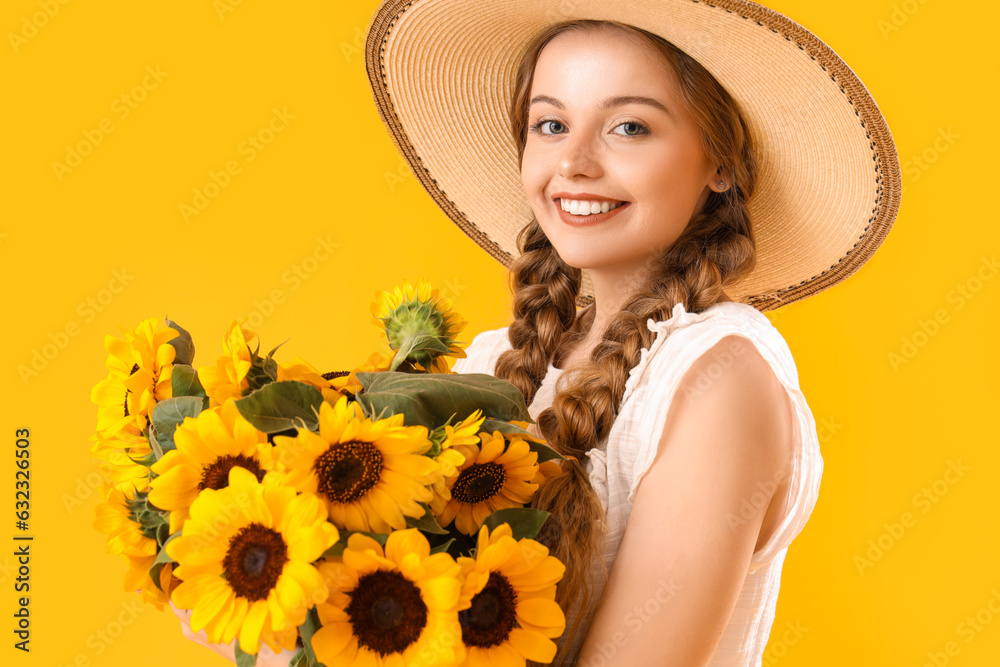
[2,0,997,665]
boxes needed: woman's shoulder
[622,301,823,564]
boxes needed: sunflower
[370,279,468,370]
[276,357,346,404]
[166,467,339,655]
[91,317,178,437]
[428,411,485,516]
[433,431,540,536]
[123,553,176,611]
[148,398,275,533]
[89,430,154,494]
[496,421,564,488]
[456,524,566,666]
[272,395,441,534]
[92,483,159,559]
[311,529,467,667]
[198,320,256,407]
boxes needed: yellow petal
[222,595,250,643]
[478,434,505,463]
[515,597,565,631]
[508,627,558,662]
[385,528,430,566]
[495,438,531,465]
[189,578,232,632]
[311,621,356,663]
[238,600,269,654]
[418,576,461,612]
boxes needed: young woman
[448,21,812,666]
[177,1,900,665]
[366,0,898,664]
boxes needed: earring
[716,180,728,190]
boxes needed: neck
[574,281,733,343]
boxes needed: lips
[556,199,630,226]
[559,199,626,215]
[551,191,627,204]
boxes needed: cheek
[519,153,547,199]
[634,153,702,206]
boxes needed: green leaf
[354,372,531,430]
[166,318,196,366]
[389,333,453,371]
[155,522,170,547]
[150,397,205,455]
[321,531,389,559]
[288,649,306,667]
[154,531,182,561]
[171,364,208,407]
[235,381,323,434]
[298,608,327,667]
[482,507,551,541]
[404,504,448,535]
[149,561,169,593]
[245,338,288,391]
[149,532,181,593]
[127,448,157,467]
[479,418,565,462]
[245,363,276,392]
[234,644,257,667]
[430,537,456,554]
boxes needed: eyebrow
[528,94,674,118]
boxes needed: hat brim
[365,0,901,311]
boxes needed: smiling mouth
[556,199,627,216]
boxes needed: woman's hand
[170,602,296,667]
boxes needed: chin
[551,250,615,272]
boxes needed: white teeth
[560,199,625,216]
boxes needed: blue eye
[529,119,565,135]
[614,121,650,136]
[528,118,650,137]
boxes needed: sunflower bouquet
[90,279,569,667]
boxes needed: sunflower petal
[516,597,565,631]
[508,627,558,662]
[238,600,269,654]
[311,621,356,663]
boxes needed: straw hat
[363,0,901,312]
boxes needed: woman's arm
[575,335,795,667]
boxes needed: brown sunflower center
[346,569,428,656]
[459,571,518,648]
[450,462,505,504]
[199,455,266,491]
[313,440,383,504]
[123,363,140,417]
[222,522,288,602]
[321,370,350,380]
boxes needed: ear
[711,164,731,193]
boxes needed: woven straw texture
[365,0,901,311]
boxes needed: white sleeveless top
[450,301,824,666]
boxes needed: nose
[557,132,603,179]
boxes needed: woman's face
[520,27,724,278]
